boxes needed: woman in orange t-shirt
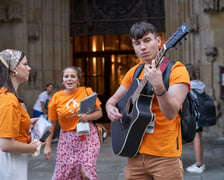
[44,66,103,180]
[0,49,41,180]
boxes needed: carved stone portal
[188,14,199,33]
[205,46,218,63]
[8,3,23,22]
[0,6,7,22]
[203,0,219,12]
[71,0,165,36]
[28,23,40,40]
[0,3,23,22]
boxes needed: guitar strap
[160,58,171,73]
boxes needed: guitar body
[111,78,155,157]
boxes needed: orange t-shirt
[0,88,31,143]
[121,61,190,157]
[48,87,102,131]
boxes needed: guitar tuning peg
[184,37,187,40]
[179,42,182,45]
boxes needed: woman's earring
[13,71,18,76]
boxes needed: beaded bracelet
[155,89,166,96]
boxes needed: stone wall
[0,0,70,115]
[165,0,224,137]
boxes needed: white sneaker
[186,163,205,173]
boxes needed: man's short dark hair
[129,21,158,40]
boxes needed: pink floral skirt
[52,122,100,180]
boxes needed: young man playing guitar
[105,21,190,180]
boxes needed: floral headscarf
[0,49,23,71]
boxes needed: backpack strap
[162,60,175,90]
[133,63,145,79]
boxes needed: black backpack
[191,89,216,127]
[133,60,198,143]
[180,91,198,143]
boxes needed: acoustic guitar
[111,23,190,157]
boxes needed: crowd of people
[0,21,217,180]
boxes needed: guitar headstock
[165,23,189,50]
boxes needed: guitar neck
[132,45,167,102]
[156,45,167,67]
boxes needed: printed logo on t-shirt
[66,98,79,114]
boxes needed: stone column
[24,0,70,115]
